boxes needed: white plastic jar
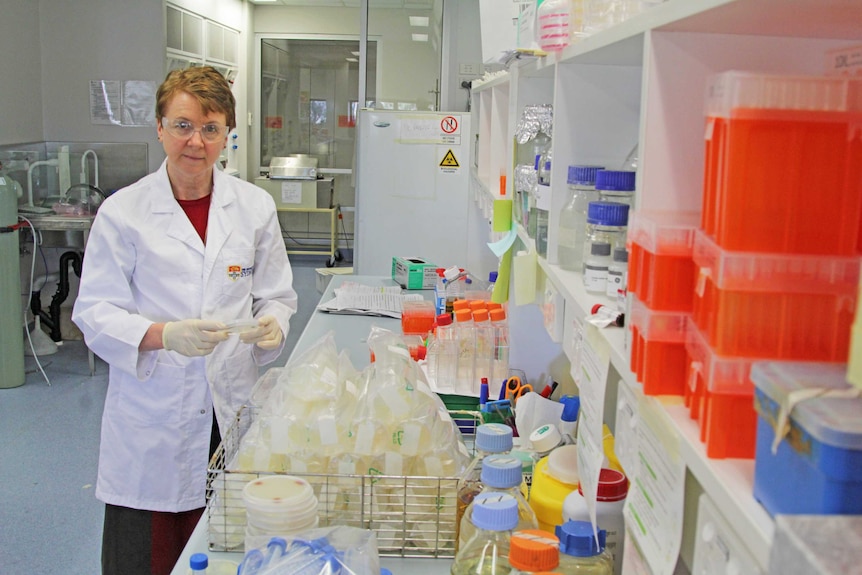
[562,468,628,575]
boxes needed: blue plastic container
[751,361,862,517]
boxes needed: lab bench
[170,274,452,575]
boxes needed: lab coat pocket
[118,361,189,425]
[218,248,255,302]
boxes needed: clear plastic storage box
[692,229,859,360]
[701,71,862,255]
[628,295,688,396]
[626,210,699,312]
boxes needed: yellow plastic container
[529,457,579,533]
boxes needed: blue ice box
[751,361,862,517]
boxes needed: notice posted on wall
[90,80,157,126]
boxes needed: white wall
[0,2,44,145]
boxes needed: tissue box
[392,257,437,290]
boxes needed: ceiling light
[351,51,360,56]
[409,16,429,27]
[411,33,428,42]
[346,57,358,62]
[253,0,278,3]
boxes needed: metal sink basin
[24,214,94,249]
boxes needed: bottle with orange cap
[489,307,509,394]
[509,530,561,575]
[454,307,477,395]
[473,307,493,386]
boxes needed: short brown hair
[156,66,236,130]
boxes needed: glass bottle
[581,201,629,274]
[583,241,611,294]
[605,247,628,304]
[536,149,553,258]
[595,170,635,208]
[509,529,561,575]
[455,308,477,395]
[557,166,603,272]
[456,423,515,552]
[555,521,614,575]
[451,492,520,575]
[460,454,539,550]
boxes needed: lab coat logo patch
[227,265,242,281]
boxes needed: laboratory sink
[23,214,95,249]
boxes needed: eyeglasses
[161,118,229,142]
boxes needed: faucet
[27,159,59,207]
[80,149,100,197]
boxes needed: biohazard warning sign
[440,149,460,169]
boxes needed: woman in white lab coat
[72,66,297,575]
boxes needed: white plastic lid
[242,475,315,509]
[531,424,562,453]
[545,444,579,485]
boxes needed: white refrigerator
[354,109,474,276]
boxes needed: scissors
[505,376,533,404]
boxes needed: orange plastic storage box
[685,318,757,459]
[629,295,688,396]
[701,71,862,255]
[691,230,859,360]
[627,210,700,312]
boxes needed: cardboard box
[392,257,437,290]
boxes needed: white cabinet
[471,0,862,572]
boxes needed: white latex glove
[162,319,228,357]
[239,315,283,350]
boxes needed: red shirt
[176,194,212,243]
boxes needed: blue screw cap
[586,201,630,226]
[190,552,208,570]
[472,492,519,531]
[567,165,605,186]
[476,423,514,453]
[595,170,636,191]
[556,520,606,557]
[481,454,523,488]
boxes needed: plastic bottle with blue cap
[558,396,580,444]
[451,492,520,575]
[189,552,208,573]
[455,423,514,552]
[458,453,538,549]
[555,520,614,575]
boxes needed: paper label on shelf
[614,378,640,475]
[621,529,653,575]
[623,396,685,575]
[281,181,302,204]
[576,323,610,542]
[825,43,862,77]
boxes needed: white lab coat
[72,161,297,512]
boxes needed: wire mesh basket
[206,405,481,558]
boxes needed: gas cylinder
[0,172,25,388]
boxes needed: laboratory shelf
[472,0,862,570]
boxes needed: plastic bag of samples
[238,525,380,575]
